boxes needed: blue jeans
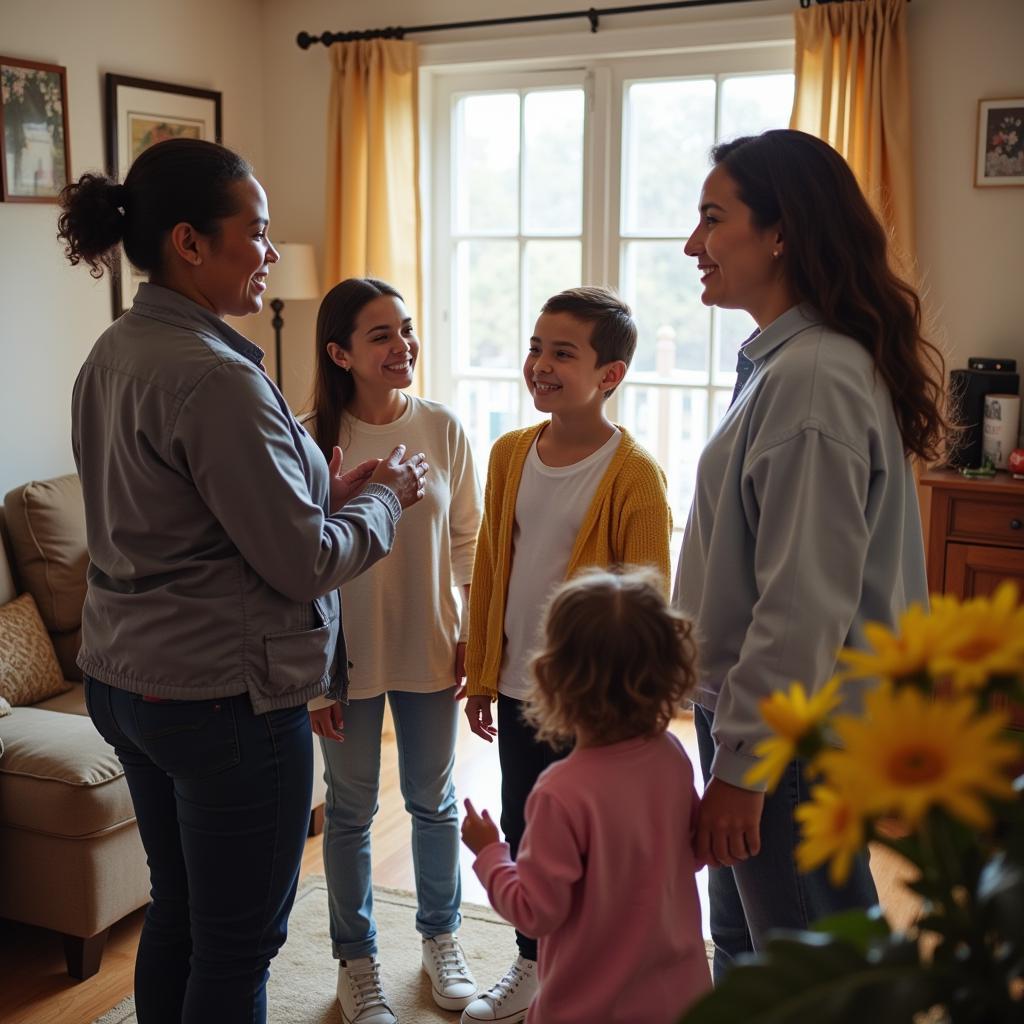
[320,687,461,960]
[694,704,877,983]
[84,677,313,1024]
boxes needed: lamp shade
[270,243,319,300]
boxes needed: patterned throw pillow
[0,593,71,706]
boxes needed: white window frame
[420,19,793,514]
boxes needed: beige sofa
[0,474,326,979]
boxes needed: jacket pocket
[263,622,332,696]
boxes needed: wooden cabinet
[921,469,1024,596]
[920,469,1024,729]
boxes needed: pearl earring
[772,251,780,258]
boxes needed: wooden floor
[0,711,917,1024]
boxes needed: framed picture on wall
[105,74,222,316]
[0,56,71,202]
[975,97,1024,188]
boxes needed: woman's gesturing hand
[328,447,381,513]
[368,444,430,509]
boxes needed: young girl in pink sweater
[462,568,711,1024]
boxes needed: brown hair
[541,286,637,396]
[309,277,404,460]
[711,129,947,461]
[57,138,252,279]
[526,567,697,747]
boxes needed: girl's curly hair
[525,566,697,747]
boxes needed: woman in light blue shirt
[673,129,946,979]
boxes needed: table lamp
[268,243,319,388]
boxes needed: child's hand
[463,695,497,741]
[461,798,500,854]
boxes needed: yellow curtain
[791,0,914,269]
[323,39,422,372]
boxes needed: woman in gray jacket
[673,130,946,980]
[57,138,427,1024]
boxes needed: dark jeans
[497,694,570,962]
[84,677,313,1024]
[694,704,877,983]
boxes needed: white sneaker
[337,956,397,1024]
[460,955,537,1023]
[422,932,478,1010]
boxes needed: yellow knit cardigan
[465,422,672,699]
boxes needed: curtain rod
[296,0,858,49]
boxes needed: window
[429,50,794,526]
[617,71,795,522]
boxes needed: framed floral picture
[975,97,1024,187]
[0,56,71,202]
[105,74,222,316]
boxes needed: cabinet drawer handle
[1013,519,1023,530]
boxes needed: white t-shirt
[321,396,481,700]
[498,428,622,700]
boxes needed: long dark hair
[712,129,946,461]
[57,138,252,279]
[310,277,404,461]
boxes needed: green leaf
[677,932,938,1024]
[810,907,890,955]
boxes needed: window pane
[714,306,757,383]
[524,90,584,235]
[720,73,795,141]
[711,388,732,429]
[621,241,710,378]
[622,79,715,236]
[525,240,582,326]
[456,241,520,370]
[457,379,521,472]
[620,385,708,524]
[454,93,520,233]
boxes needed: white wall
[0,0,268,496]
[908,0,1024,374]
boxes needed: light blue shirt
[673,304,928,788]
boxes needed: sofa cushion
[32,681,88,715]
[0,706,134,837]
[3,475,87,679]
[0,593,72,706]
[3,474,87,632]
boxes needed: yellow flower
[795,785,866,887]
[816,682,1018,830]
[927,582,1024,692]
[838,602,951,683]
[744,677,842,791]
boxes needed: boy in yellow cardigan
[458,287,672,1024]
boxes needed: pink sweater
[474,732,711,1024]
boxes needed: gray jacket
[71,283,401,713]
[674,304,928,788]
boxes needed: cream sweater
[311,396,481,702]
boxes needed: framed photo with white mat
[104,74,222,318]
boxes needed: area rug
[94,874,715,1022]
[94,875,516,1023]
